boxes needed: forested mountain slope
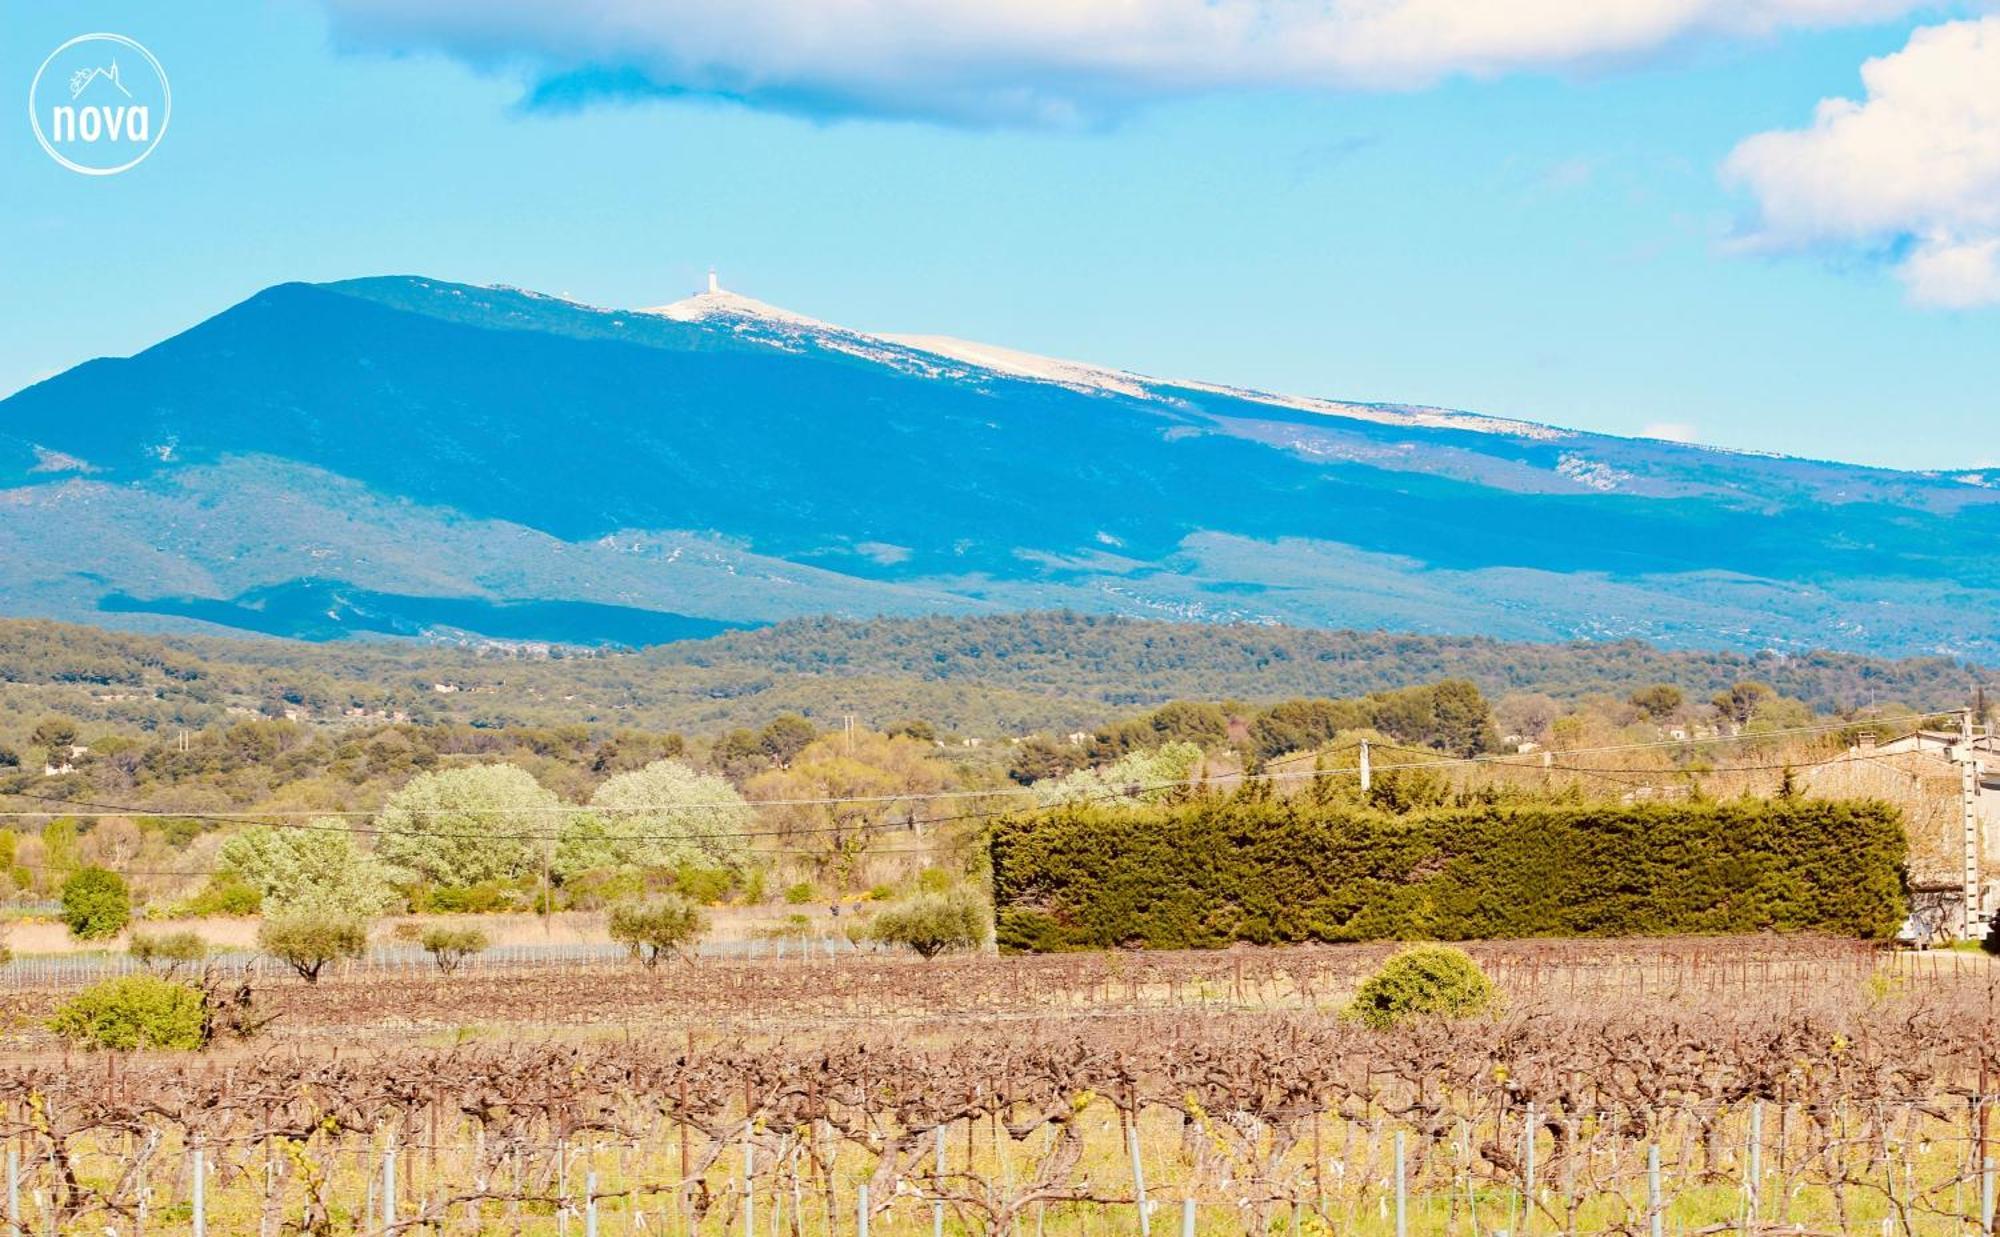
[0,613,1978,743]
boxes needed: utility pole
[1359,740,1371,794]
[542,826,553,939]
[1962,709,1984,941]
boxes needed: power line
[0,716,1964,885]
[2,711,1946,818]
[1249,715,1952,787]
[0,711,1959,852]
[0,766,1144,847]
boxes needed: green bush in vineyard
[49,975,206,1050]
[1347,945,1496,1028]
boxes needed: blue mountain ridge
[1,275,1994,654]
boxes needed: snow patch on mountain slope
[1167,379,1568,442]
[640,282,1562,440]
[1556,452,1630,492]
[878,334,1151,399]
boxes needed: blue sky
[3,1,1995,470]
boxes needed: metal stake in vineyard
[1393,1131,1407,1237]
[745,1118,757,1237]
[192,1142,207,1237]
[933,1123,947,1237]
[1745,1101,1763,1226]
[1646,1144,1662,1237]
[382,1141,397,1233]
[1521,1103,1536,1235]
[1128,1118,1151,1237]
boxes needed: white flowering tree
[374,764,553,887]
[1033,741,1203,807]
[555,760,749,880]
[218,824,395,913]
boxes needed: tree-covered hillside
[644,614,1979,716]
[0,612,1982,750]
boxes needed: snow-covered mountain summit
[644,272,833,329]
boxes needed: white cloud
[319,0,1933,126]
[1642,422,1699,443]
[1723,17,2000,307]
[1894,233,2000,307]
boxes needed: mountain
[2,274,1996,655]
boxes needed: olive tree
[868,889,988,959]
[128,930,208,978]
[374,764,554,887]
[258,909,370,984]
[419,925,490,975]
[607,895,707,968]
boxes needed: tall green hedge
[990,797,1906,951]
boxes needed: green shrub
[757,913,815,940]
[129,930,208,976]
[869,890,988,959]
[49,975,205,1050]
[1347,945,1496,1029]
[176,875,264,917]
[608,896,707,967]
[673,865,736,905]
[991,795,1907,951]
[783,881,817,905]
[138,815,211,849]
[258,910,370,983]
[59,866,131,940]
[916,867,955,894]
[411,881,526,915]
[555,867,647,912]
[419,925,489,974]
